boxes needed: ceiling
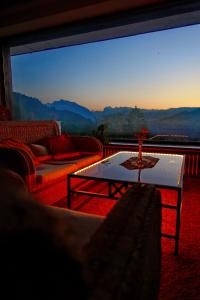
[1,0,200,55]
[0,0,169,37]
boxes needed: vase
[137,138,144,168]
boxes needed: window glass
[11,25,200,144]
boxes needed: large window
[11,24,200,144]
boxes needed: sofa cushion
[72,154,103,170]
[36,154,102,184]
[40,134,77,154]
[37,155,53,162]
[79,151,102,156]
[52,152,81,160]
[36,163,77,184]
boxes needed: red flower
[135,128,148,140]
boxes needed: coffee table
[68,151,185,255]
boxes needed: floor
[54,176,200,300]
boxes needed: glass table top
[73,151,185,188]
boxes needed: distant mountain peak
[46,98,96,122]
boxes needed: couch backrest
[0,120,60,143]
[84,184,161,300]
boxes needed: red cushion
[0,138,39,166]
[37,155,53,162]
[80,151,101,156]
[52,152,81,160]
[40,134,77,154]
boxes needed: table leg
[108,182,112,197]
[174,189,182,256]
[67,176,71,209]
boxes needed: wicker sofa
[0,120,103,204]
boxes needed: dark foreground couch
[0,168,161,300]
[83,183,161,300]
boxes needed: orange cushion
[40,134,77,154]
[80,151,101,156]
[0,138,39,166]
[37,155,53,162]
[74,154,102,170]
[52,152,81,161]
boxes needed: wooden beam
[1,0,197,40]
[0,45,13,116]
[7,0,200,51]
[0,1,165,29]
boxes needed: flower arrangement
[135,127,149,140]
[135,127,148,167]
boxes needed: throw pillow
[39,134,77,154]
[37,155,53,162]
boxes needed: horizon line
[13,91,200,111]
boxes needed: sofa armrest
[46,206,105,257]
[0,147,36,189]
[83,184,161,300]
[70,136,103,153]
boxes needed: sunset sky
[11,24,200,111]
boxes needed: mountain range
[47,99,96,122]
[13,92,200,140]
[13,92,96,134]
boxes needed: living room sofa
[0,120,103,204]
[0,167,161,300]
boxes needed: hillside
[12,92,200,140]
[94,106,200,140]
[13,92,96,134]
[47,99,96,122]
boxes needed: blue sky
[11,24,200,110]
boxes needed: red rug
[159,177,200,300]
[54,177,200,300]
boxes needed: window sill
[107,142,200,151]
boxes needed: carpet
[54,177,200,300]
[159,177,200,300]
